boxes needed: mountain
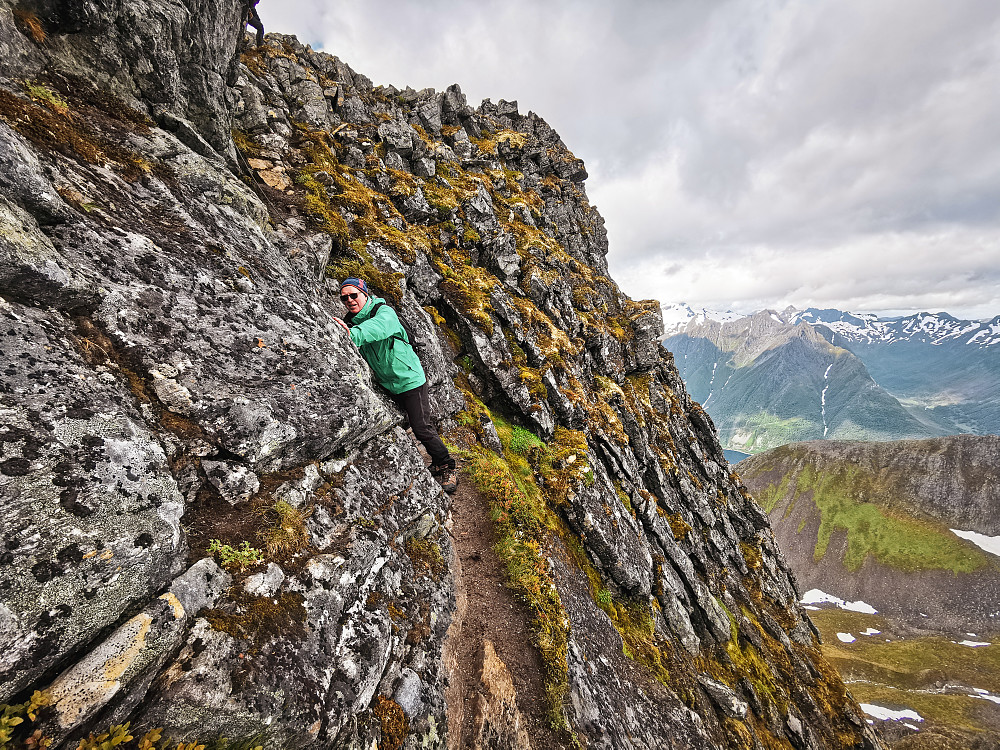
[791,308,1000,436]
[0,3,881,750]
[663,304,1000,454]
[737,436,1000,745]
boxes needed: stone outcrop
[0,2,884,749]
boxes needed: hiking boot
[431,463,458,494]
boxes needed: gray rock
[394,668,424,718]
[378,120,415,155]
[412,156,436,178]
[0,122,72,224]
[0,302,186,703]
[39,559,229,745]
[244,562,286,597]
[697,675,749,719]
[385,150,409,172]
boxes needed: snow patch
[837,632,856,643]
[800,588,878,614]
[820,363,833,436]
[951,528,1000,557]
[956,640,991,647]
[661,303,747,334]
[861,628,881,636]
[860,704,924,723]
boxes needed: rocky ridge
[0,2,883,748]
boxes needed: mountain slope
[0,3,880,750]
[737,436,1000,745]
[792,309,1000,435]
[738,435,1000,629]
[665,308,944,453]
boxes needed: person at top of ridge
[332,278,458,493]
[242,0,264,48]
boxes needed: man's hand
[333,317,350,333]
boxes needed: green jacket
[345,296,426,394]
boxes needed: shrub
[207,539,263,570]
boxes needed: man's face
[340,285,367,315]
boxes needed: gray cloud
[259,0,1000,319]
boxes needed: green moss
[657,516,691,542]
[435,248,496,334]
[787,464,988,573]
[610,597,672,684]
[326,256,404,304]
[373,696,408,750]
[257,500,311,557]
[518,365,548,401]
[24,81,67,115]
[726,608,786,712]
[405,536,446,579]
[202,591,307,649]
[0,85,155,181]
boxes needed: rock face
[0,2,883,749]
[738,436,1000,631]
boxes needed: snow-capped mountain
[662,304,1000,454]
[788,308,1000,348]
[662,303,1000,348]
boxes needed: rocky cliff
[0,2,884,748]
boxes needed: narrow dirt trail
[442,478,572,749]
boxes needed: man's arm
[347,306,402,348]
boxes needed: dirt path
[443,478,573,749]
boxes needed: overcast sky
[259,0,1000,320]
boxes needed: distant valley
[663,304,1000,455]
[738,436,1000,746]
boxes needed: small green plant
[207,539,263,570]
[596,588,612,609]
[0,691,51,750]
[23,82,67,115]
[1,703,25,749]
[76,724,135,750]
[506,424,543,456]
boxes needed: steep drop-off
[738,437,1000,746]
[0,2,883,749]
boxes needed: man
[242,0,264,48]
[332,278,458,493]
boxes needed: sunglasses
[340,292,361,302]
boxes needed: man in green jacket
[333,278,458,493]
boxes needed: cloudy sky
[259,0,1000,320]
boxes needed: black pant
[391,383,453,468]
